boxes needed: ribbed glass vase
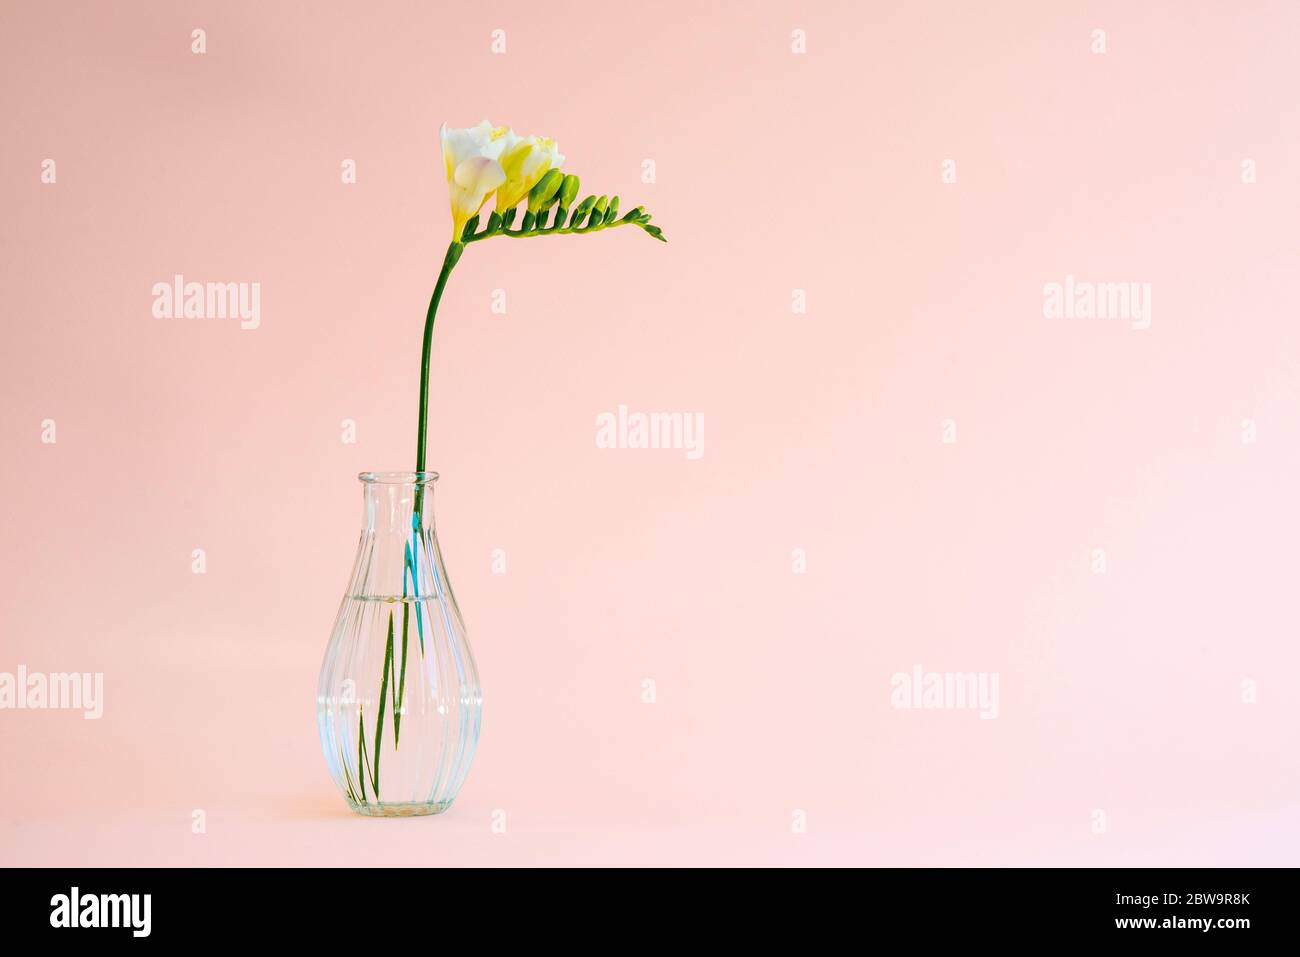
[316,471,481,817]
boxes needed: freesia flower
[319,118,666,816]
[494,133,565,213]
[440,121,509,240]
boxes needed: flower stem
[413,240,464,550]
[464,218,639,243]
[360,240,463,805]
[416,241,464,476]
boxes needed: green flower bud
[527,169,564,212]
[605,197,619,223]
[521,210,536,232]
[486,211,502,233]
[621,206,644,222]
[589,196,608,226]
[559,174,580,208]
[570,195,597,227]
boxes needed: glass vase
[316,471,481,817]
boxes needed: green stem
[464,219,641,243]
[359,240,463,806]
[413,240,463,551]
[416,241,464,477]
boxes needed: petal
[442,121,496,164]
[440,123,455,181]
[454,156,505,192]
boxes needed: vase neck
[359,471,437,534]
[348,472,443,600]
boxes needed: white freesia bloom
[440,121,509,240]
[494,133,565,213]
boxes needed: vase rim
[358,471,439,485]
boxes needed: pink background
[3,0,1300,866]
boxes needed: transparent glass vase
[317,471,481,817]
